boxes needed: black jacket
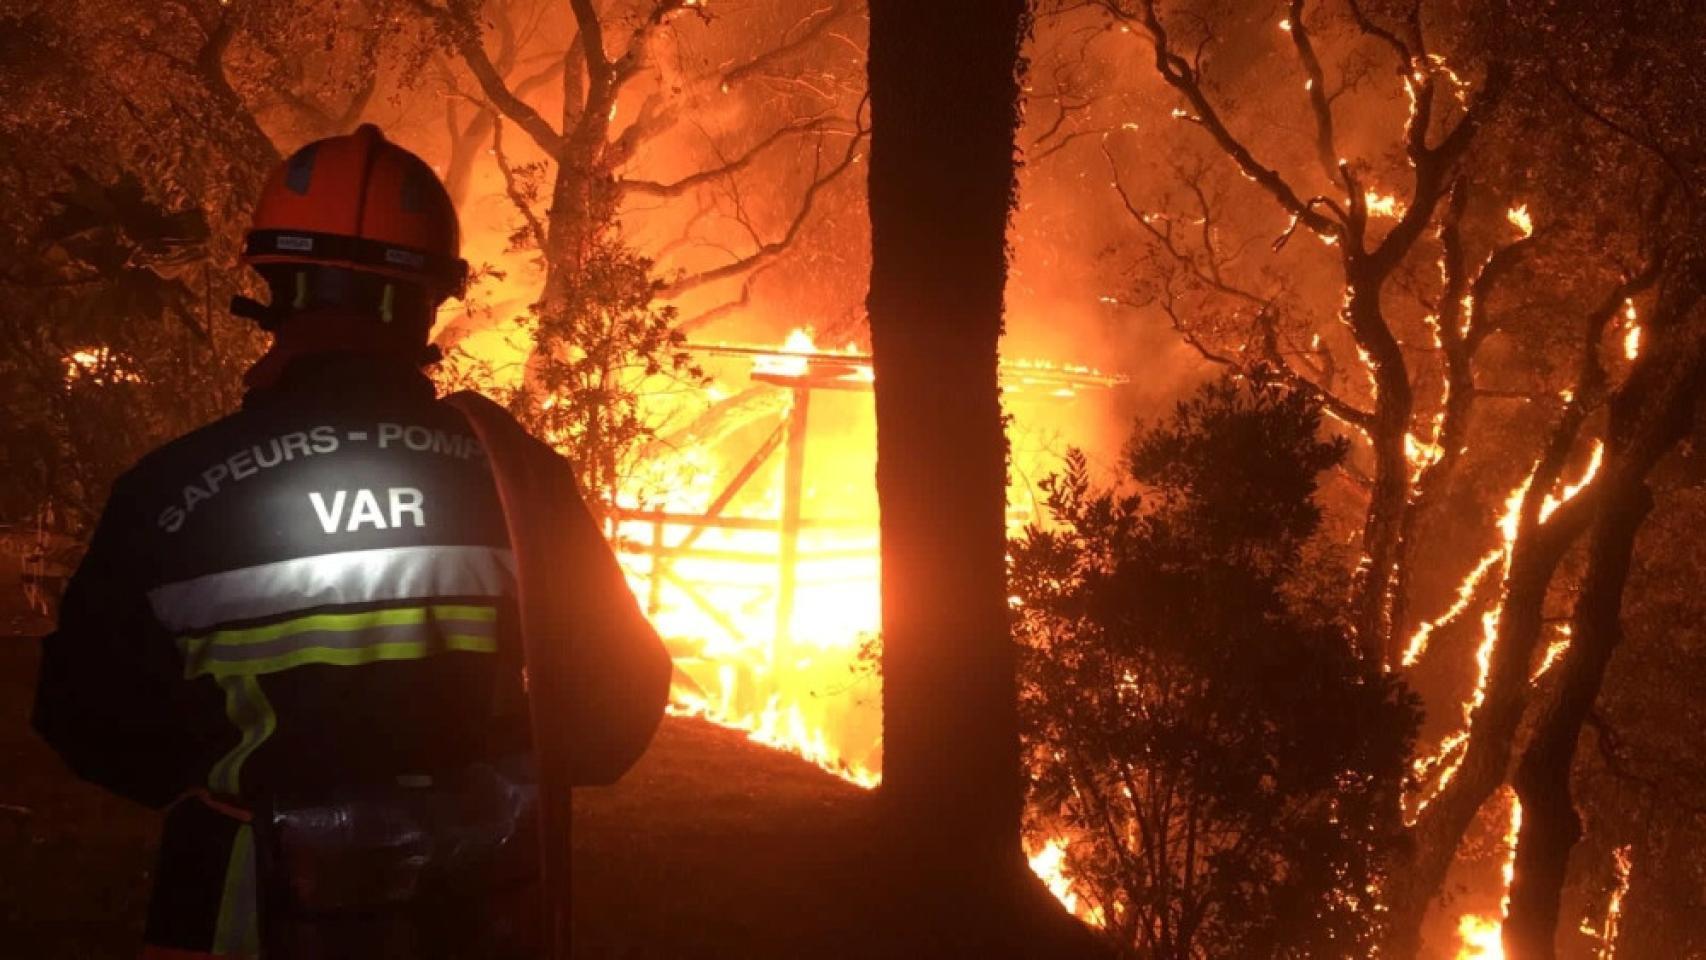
[34,354,529,806]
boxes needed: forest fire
[591,326,1122,788]
[8,0,1706,957]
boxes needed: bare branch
[657,115,867,300]
[1111,0,1343,240]
[1286,0,1347,186]
[408,0,567,155]
[719,0,857,90]
[1345,0,1417,73]
[674,263,778,334]
[618,115,847,199]
[493,118,547,258]
[1106,145,1373,427]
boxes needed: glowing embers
[62,346,141,384]
[1621,299,1642,361]
[1581,844,1633,959]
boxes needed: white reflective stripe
[147,545,516,634]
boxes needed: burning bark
[1504,269,1706,960]
[1096,0,1507,663]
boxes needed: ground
[0,562,1093,958]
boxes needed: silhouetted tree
[1014,376,1419,959]
[865,0,1038,949]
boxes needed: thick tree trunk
[866,0,1033,949]
[1344,274,1415,663]
[1381,488,1598,959]
[1504,297,1706,959]
[1504,479,1651,960]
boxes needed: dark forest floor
[0,565,1094,959]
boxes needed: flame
[1533,624,1571,679]
[1581,844,1633,958]
[1506,205,1534,239]
[1457,914,1504,960]
[1409,444,1603,809]
[1365,191,1407,219]
[1621,299,1641,361]
[448,324,1122,792]
[1027,837,1080,916]
[1405,411,1447,481]
[62,346,141,384]
[1452,790,1522,960]
[1026,836,1106,927]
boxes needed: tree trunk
[1504,478,1651,960]
[1344,271,1415,663]
[866,0,1031,948]
[1381,488,1599,959]
[1504,293,1706,959]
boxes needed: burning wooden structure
[608,331,1124,786]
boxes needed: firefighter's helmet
[238,124,468,327]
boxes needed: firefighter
[32,124,672,959]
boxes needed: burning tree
[408,0,868,503]
[1019,0,1706,955]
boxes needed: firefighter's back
[134,352,524,797]
[117,352,533,958]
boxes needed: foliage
[1012,375,1418,959]
[0,168,263,542]
[509,236,706,509]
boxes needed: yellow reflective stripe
[210,824,259,955]
[180,604,500,679]
[193,604,497,649]
[209,676,276,795]
[197,633,496,679]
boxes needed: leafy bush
[1014,375,1419,958]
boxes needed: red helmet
[242,124,467,300]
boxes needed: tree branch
[618,115,847,199]
[656,112,866,300]
[1112,0,1343,240]
[409,0,567,155]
